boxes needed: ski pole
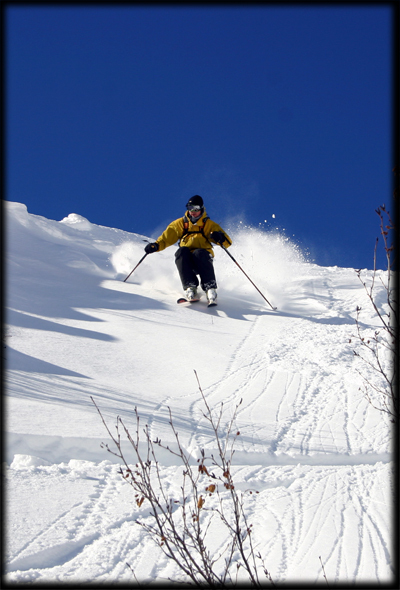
[220,245,277,310]
[123,253,148,282]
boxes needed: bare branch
[353,197,397,422]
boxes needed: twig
[319,555,330,587]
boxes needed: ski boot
[206,288,217,305]
[185,286,198,301]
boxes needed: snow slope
[4,202,395,585]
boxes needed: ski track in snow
[4,202,395,585]
[5,460,394,584]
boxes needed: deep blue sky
[6,4,394,269]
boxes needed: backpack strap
[180,215,211,245]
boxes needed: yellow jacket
[156,210,231,257]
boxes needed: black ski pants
[175,247,217,291]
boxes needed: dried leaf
[199,464,210,476]
[206,484,216,493]
[197,496,205,509]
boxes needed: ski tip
[177,297,200,304]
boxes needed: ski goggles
[187,205,202,212]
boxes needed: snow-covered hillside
[4,202,395,585]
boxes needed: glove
[144,242,159,254]
[210,231,226,245]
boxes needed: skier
[144,195,232,304]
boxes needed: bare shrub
[352,196,397,421]
[92,371,274,586]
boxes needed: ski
[177,297,200,304]
[177,297,217,308]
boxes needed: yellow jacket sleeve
[155,218,185,251]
